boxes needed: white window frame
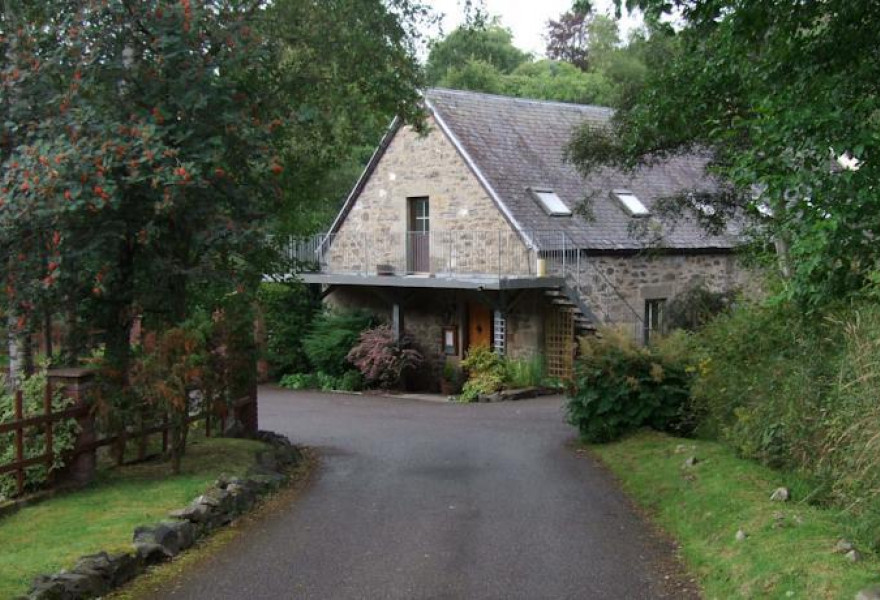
[613,189,650,217]
[643,299,665,344]
[530,188,572,216]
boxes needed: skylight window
[613,189,650,217]
[531,189,571,216]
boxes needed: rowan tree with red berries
[0,0,427,380]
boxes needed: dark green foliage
[565,330,693,443]
[572,0,880,307]
[264,0,431,240]
[426,23,530,84]
[427,12,653,108]
[689,301,837,458]
[302,310,375,377]
[257,282,319,378]
[664,285,738,333]
[687,292,880,540]
[337,370,365,392]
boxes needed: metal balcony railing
[281,229,645,336]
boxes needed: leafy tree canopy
[429,6,656,109]
[0,0,427,372]
[426,21,530,85]
[567,0,880,308]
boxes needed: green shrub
[302,309,375,376]
[565,328,694,443]
[280,370,363,392]
[317,372,338,391]
[503,354,546,388]
[279,373,317,390]
[257,282,319,378]
[0,368,79,499]
[460,346,505,402]
[690,300,838,467]
[441,360,464,393]
[337,370,364,392]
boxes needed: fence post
[44,382,54,484]
[48,368,96,487]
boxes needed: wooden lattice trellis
[545,306,574,380]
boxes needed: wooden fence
[0,369,257,498]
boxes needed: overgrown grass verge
[591,430,880,599]
[0,435,265,599]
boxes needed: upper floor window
[613,189,650,217]
[530,188,571,216]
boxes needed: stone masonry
[574,252,748,333]
[327,118,531,277]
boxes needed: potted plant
[440,359,462,396]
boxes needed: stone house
[296,88,746,383]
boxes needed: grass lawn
[591,430,880,600]
[0,434,265,599]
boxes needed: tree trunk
[7,312,21,386]
[21,325,34,377]
[61,303,83,368]
[775,237,792,279]
[43,308,53,363]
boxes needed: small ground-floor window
[644,298,666,344]
[442,326,458,356]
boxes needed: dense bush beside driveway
[302,309,375,376]
[577,289,880,544]
[257,282,319,379]
[565,329,694,443]
[689,297,880,541]
[346,325,424,390]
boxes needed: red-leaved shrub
[346,325,423,390]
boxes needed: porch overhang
[299,273,564,291]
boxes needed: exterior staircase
[543,284,597,337]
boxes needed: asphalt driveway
[151,387,695,599]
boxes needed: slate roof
[424,88,743,252]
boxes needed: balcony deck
[277,230,586,291]
[298,271,565,290]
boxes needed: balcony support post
[392,303,404,343]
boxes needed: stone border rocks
[474,386,560,403]
[23,431,302,600]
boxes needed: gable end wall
[329,117,527,275]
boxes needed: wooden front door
[407,196,430,273]
[468,302,492,350]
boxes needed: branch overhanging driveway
[150,387,694,600]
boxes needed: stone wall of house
[325,287,458,390]
[505,291,544,362]
[327,118,532,277]
[574,252,748,336]
[325,286,551,390]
